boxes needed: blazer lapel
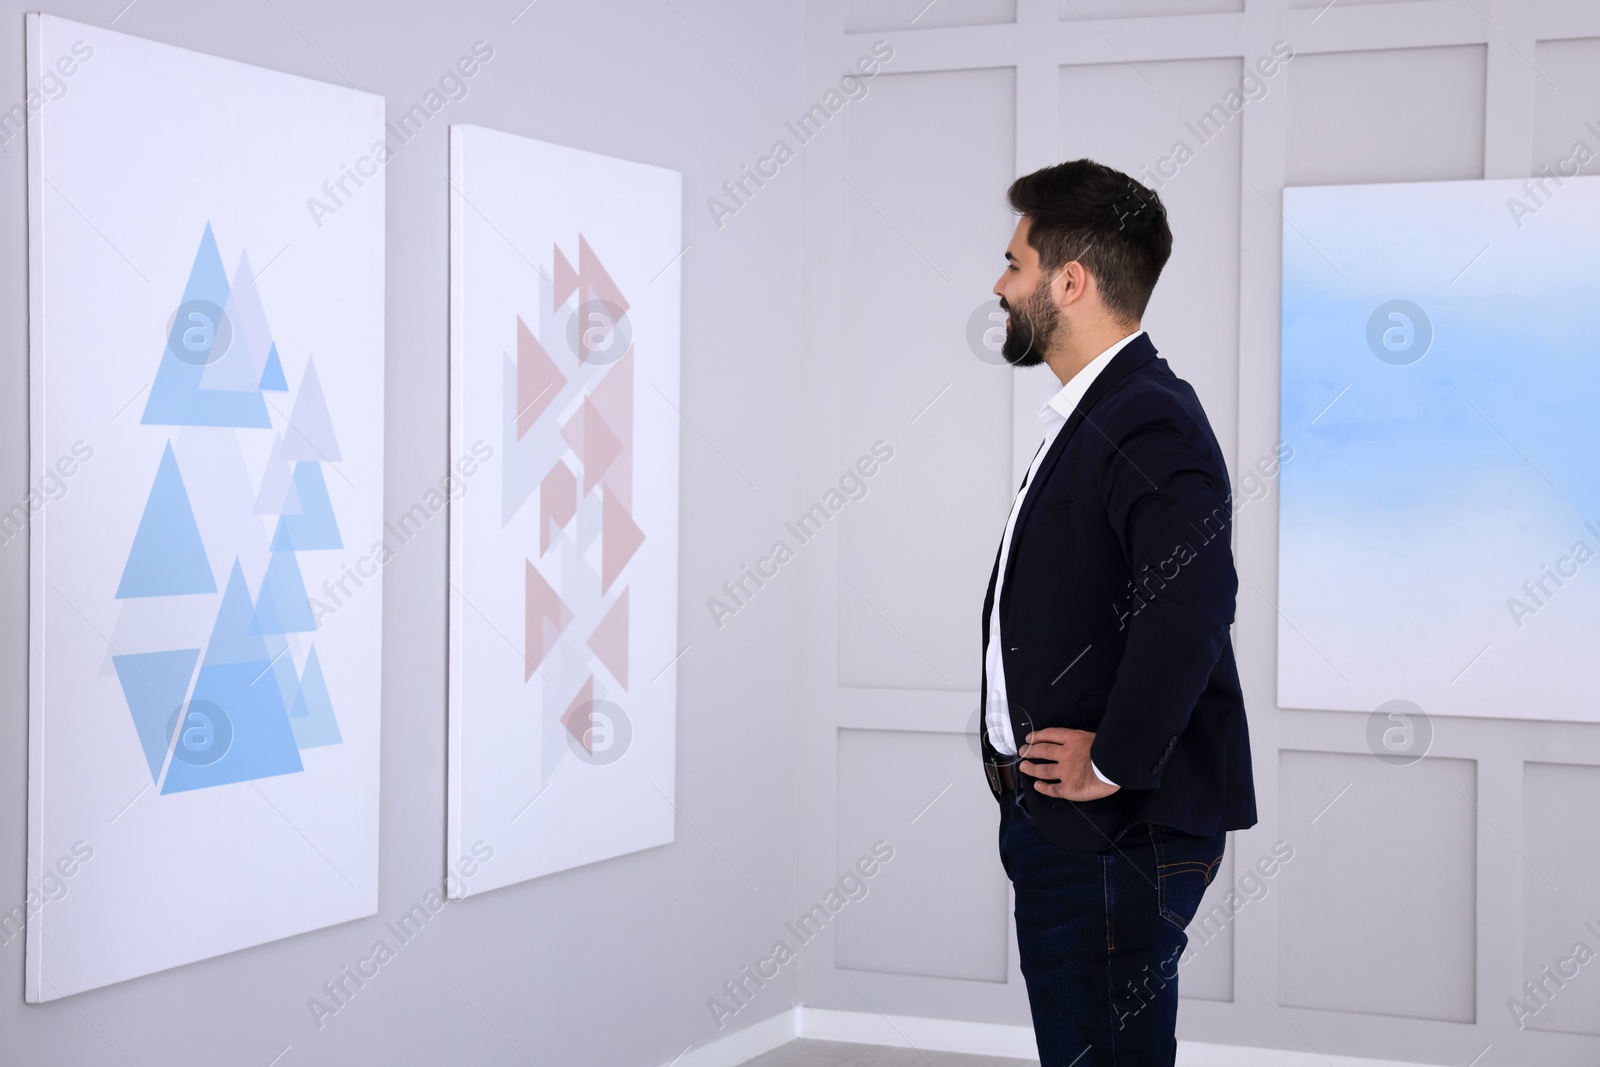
[997,333,1159,607]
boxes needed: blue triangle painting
[141,223,272,428]
[110,223,355,794]
[116,442,217,599]
[251,550,318,635]
[163,560,303,793]
[270,463,342,551]
[260,343,288,391]
[113,648,202,784]
[290,647,342,749]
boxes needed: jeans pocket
[1149,825,1224,932]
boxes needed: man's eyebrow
[1004,251,1017,262]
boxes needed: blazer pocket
[1032,499,1077,514]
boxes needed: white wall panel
[834,729,1010,982]
[1278,750,1477,1023]
[837,66,1017,692]
[1060,0,1240,20]
[1533,36,1600,178]
[1522,762,1600,1037]
[1290,0,1421,8]
[847,0,1016,33]
[1285,45,1486,186]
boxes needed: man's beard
[999,277,1061,366]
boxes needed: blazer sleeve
[1085,387,1236,790]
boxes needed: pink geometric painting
[448,126,681,894]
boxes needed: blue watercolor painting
[1278,177,1600,723]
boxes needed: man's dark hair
[1006,159,1172,324]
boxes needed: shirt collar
[1038,329,1145,428]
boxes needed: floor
[737,1039,1037,1067]
[735,1037,1432,1067]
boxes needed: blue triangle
[202,560,269,667]
[163,560,305,793]
[271,463,342,551]
[250,550,317,635]
[113,648,202,784]
[260,344,288,391]
[263,633,302,716]
[141,223,271,428]
[162,658,304,793]
[290,647,342,749]
[116,442,218,599]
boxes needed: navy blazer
[979,332,1257,850]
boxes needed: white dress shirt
[984,330,1145,785]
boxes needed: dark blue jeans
[997,781,1226,1066]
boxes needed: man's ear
[1055,260,1099,312]
[1049,261,1079,310]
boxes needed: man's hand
[1019,728,1120,802]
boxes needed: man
[979,159,1257,1066]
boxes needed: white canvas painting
[1278,176,1600,723]
[25,15,385,999]
[448,125,681,895]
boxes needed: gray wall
[798,1,1600,1065]
[1,1,810,1064]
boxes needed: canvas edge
[25,7,50,1005]
[659,163,684,841]
[359,92,386,922]
[1274,182,1293,717]
[445,123,468,898]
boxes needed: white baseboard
[667,1005,1433,1067]
[1175,1044,1430,1067]
[663,1009,797,1067]
[800,1006,1039,1058]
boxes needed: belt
[984,757,1026,798]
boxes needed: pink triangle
[581,396,623,494]
[591,349,633,509]
[560,676,596,752]
[601,493,645,595]
[540,461,577,556]
[553,244,580,310]
[600,449,632,513]
[578,234,629,316]
[559,402,586,462]
[541,614,565,663]
[587,589,630,690]
[591,346,633,441]
[517,316,564,440]
[524,559,572,681]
